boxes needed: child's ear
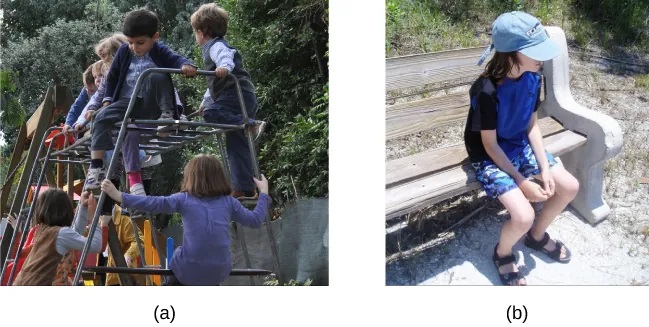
[153,32,160,41]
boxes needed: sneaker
[232,190,258,200]
[178,114,189,131]
[157,111,185,137]
[130,183,147,196]
[159,111,175,120]
[85,167,106,190]
[141,154,162,168]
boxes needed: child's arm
[230,194,272,228]
[526,111,555,195]
[56,206,103,255]
[101,178,184,214]
[526,112,550,172]
[102,45,127,105]
[481,130,528,185]
[65,88,89,127]
[230,176,272,227]
[121,193,185,215]
[84,76,107,115]
[209,42,236,77]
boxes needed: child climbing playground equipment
[0,69,280,285]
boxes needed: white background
[3,1,646,326]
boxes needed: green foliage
[0,0,91,41]
[260,84,328,201]
[0,71,25,128]
[386,0,405,23]
[572,0,649,47]
[386,0,648,56]
[1,15,121,112]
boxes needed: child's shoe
[231,190,258,200]
[85,167,107,190]
[159,111,175,121]
[129,183,147,196]
[141,154,162,168]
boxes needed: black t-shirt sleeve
[534,87,541,112]
[478,92,497,130]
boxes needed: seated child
[86,8,197,197]
[62,63,99,134]
[12,189,104,285]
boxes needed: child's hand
[80,191,92,207]
[181,64,197,77]
[519,180,548,202]
[124,254,133,267]
[540,170,555,198]
[87,195,97,221]
[85,110,96,121]
[62,124,73,134]
[102,101,111,108]
[6,213,18,228]
[253,174,269,194]
[215,67,228,78]
[100,179,123,203]
[198,104,205,116]
[74,123,86,133]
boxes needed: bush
[260,84,328,202]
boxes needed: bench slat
[386,47,490,92]
[387,106,468,140]
[387,94,470,140]
[387,117,566,187]
[386,127,587,220]
[387,93,469,119]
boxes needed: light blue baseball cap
[477,11,559,66]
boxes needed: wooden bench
[385,26,623,225]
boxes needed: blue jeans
[203,89,258,192]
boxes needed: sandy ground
[386,47,649,285]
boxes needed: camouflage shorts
[471,143,558,198]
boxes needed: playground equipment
[0,69,280,285]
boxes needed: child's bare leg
[496,188,535,285]
[528,166,579,257]
[91,150,105,160]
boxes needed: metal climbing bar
[84,266,273,277]
[71,68,281,286]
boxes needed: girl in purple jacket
[100,154,270,285]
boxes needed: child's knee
[564,177,579,198]
[148,72,171,86]
[557,173,579,199]
[510,205,535,231]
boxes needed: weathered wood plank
[387,106,468,140]
[387,93,469,119]
[386,47,490,92]
[386,128,587,220]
